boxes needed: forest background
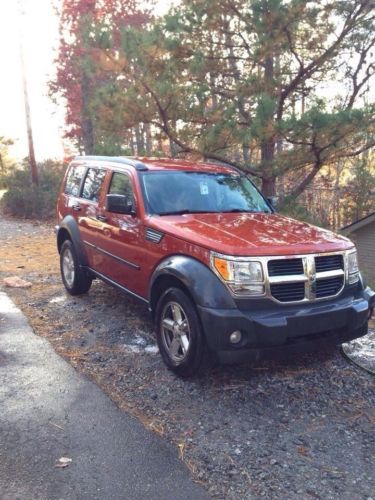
[1,0,374,228]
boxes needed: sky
[0,0,65,161]
[0,0,171,162]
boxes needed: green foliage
[342,154,375,222]
[52,0,374,204]
[0,136,15,189]
[1,160,65,219]
[119,0,374,196]
[279,198,326,228]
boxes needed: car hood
[147,212,353,256]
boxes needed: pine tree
[121,0,375,197]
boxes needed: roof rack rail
[74,155,148,171]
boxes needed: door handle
[72,204,81,212]
[96,214,107,222]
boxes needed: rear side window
[81,168,106,202]
[64,165,86,197]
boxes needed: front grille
[267,252,345,303]
[270,282,305,302]
[268,258,304,277]
[315,254,344,273]
[316,276,344,298]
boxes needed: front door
[95,171,144,296]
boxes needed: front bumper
[198,286,375,364]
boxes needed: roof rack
[74,156,148,171]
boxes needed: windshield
[141,171,271,215]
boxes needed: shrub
[1,160,65,219]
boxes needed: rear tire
[60,240,92,295]
[155,287,208,377]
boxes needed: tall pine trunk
[260,54,276,197]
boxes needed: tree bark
[135,124,145,155]
[145,123,152,155]
[261,176,276,198]
[260,53,276,196]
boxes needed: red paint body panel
[145,212,353,257]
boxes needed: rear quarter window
[64,165,86,197]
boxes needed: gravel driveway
[1,216,374,499]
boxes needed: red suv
[56,156,374,376]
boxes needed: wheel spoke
[169,337,181,357]
[171,304,183,323]
[180,334,189,354]
[162,318,174,332]
[63,249,75,287]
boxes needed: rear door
[76,166,108,272]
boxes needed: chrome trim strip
[316,269,345,279]
[269,275,308,284]
[83,240,140,270]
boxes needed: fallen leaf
[297,445,309,456]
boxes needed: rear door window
[64,165,86,197]
[81,168,106,203]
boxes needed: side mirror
[106,194,135,215]
[267,196,278,210]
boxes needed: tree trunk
[260,54,276,196]
[81,73,95,154]
[135,124,145,155]
[20,41,38,184]
[145,123,152,155]
[130,129,136,156]
[261,176,276,198]
[242,145,251,164]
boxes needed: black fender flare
[56,215,89,267]
[149,255,236,313]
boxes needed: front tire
[155,287,208,377]
[60,240,92,295]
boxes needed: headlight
[211,253,265,296]
[347,250,359,284]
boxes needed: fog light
[230,330,242,344]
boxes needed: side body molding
[149,255,236,310]
[56,215,89,267]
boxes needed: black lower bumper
[198,286,375,364]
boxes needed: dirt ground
[1,217,374,499]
